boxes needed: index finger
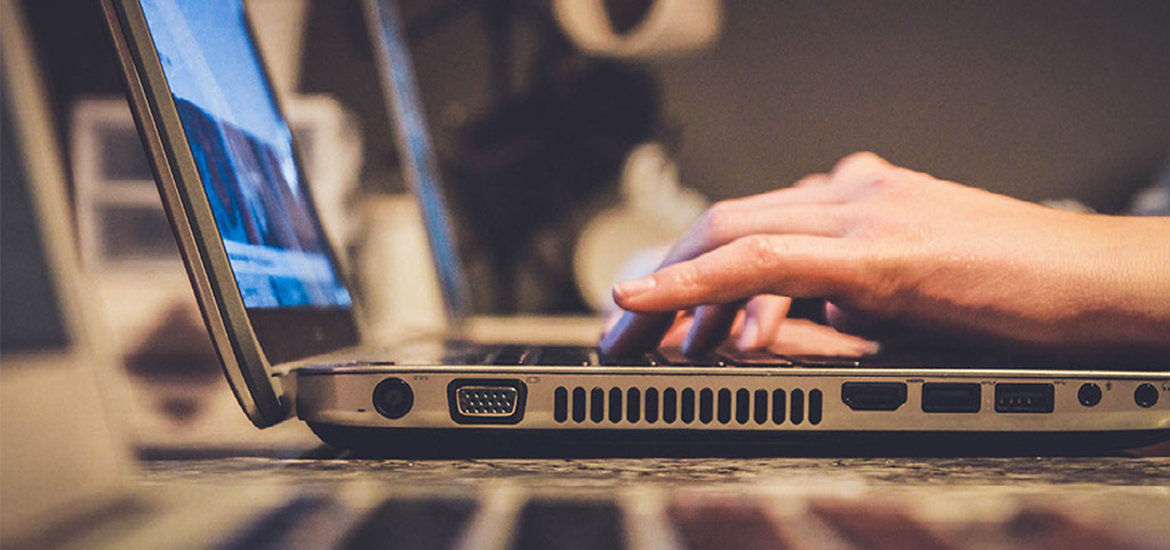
[601,235,862,355]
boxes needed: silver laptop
[1,4,301,545]
[98,0,1169,455]
[1,2,133,541]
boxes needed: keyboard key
[810,499,959,550]
[790,355,862,368]
[511,500,625,550]
[655,348,726,367]
[668,498,797,550]
[599,353,659,366]
[533,346,597,366]
[219,495,352,550]
[441,346,496,365]
[718,349,796,367]
[490,346,535,365]
[341,497,477,550]
[1007,509,1142,550]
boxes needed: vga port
[448,379,527,424]
[458,386,519,416]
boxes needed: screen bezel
[101,0,360,427]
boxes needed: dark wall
[650,0,1170,210]
[307,0,1170,211]
[29,0,1170,210]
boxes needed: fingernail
[614,276,656,300]
[737,317,760,350]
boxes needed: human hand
[600,152,1170,358]
[603,295,880,357]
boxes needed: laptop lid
[0,0,134,542]
[100,0,360,427]
[362,0,473,327]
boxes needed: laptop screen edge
[99,0,361,427]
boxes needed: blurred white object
[69,96,356,450]
[244,0,310,97]
[357,194,448,345]
[575,142,708,312]
[1131,185,1170,216]
[72,96,361,272]
[553,0,723,59]
[1129,155,1170,216]
[1040,198,1095,214]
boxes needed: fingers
[680,295,792,355]
[824,302,886,336]
[739,295,790,350]
[652,154,892,272]
[601,152,895,356]
[681,301,745,355]
[615,235,860,313]
[766,319,880,357]
[599,310,676,356]
[653,203,854,288]
[661,312,694,347]
[793,174,831,188]
[830,151,893,183]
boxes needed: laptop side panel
[99,0,285,427]
[294,366,1170,454]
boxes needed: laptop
[98,0,1169,456]
[1,4,302,545]
[0,1,133,541]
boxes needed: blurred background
[26,0,1170,313]
[15,0,1170,445]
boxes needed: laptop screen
[367,0,471,319]
[139,0,351,309]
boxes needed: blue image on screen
[139,0,351,309]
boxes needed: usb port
[994,383,1054,413]
[922,383,981,413]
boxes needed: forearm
[1081,216,1170,349]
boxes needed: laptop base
[306,424,1170,459]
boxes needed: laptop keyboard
[218,489,1154,550]
[456,344,814,368]
[453,345,755,367]
[445,344,1036,370]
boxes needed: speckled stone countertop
[140,456,1170,491]
[134,455,1170,548]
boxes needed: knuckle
[698,201,738,244]
[742,235,786,270]
[670,263,703,292]
[859,167,911,198]
[793,174,828,188]
[835,151,881,172]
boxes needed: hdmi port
[841,382,907,411]
[448,379,527,424]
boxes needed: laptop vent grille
[553,386,822,427]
